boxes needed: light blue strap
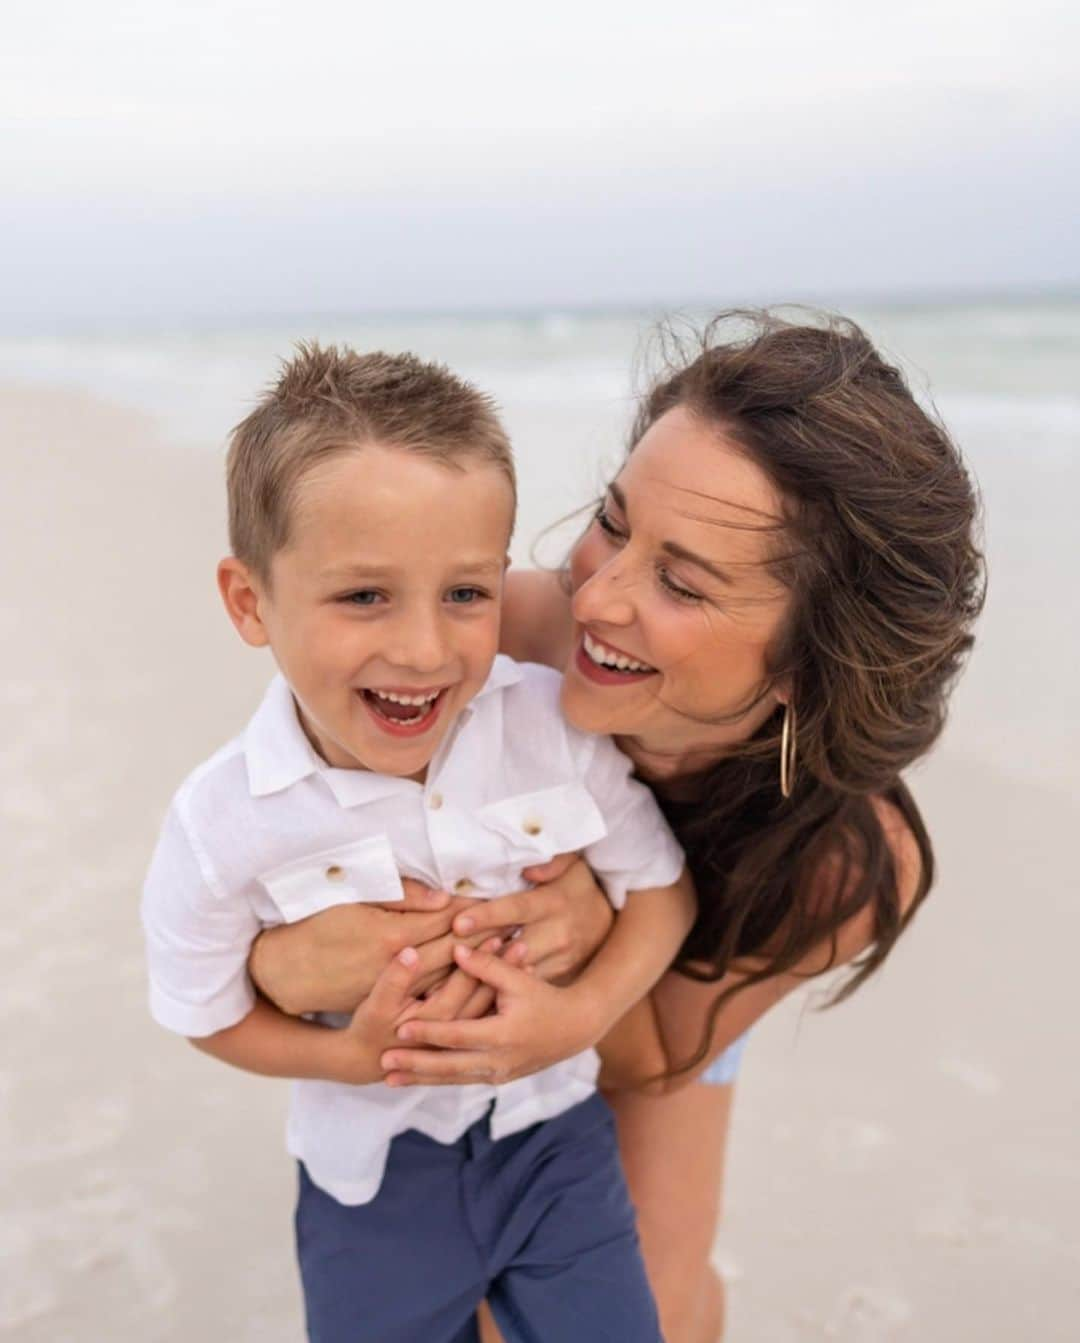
[697,1033,749,1086]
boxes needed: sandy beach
[3,338,1078,1340]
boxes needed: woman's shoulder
[501,568,575,669]
[793,792,925,973]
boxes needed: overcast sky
[3,0,1077,325]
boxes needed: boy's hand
[333,947,426,1085]
[380,943,602,1087]
[396,936,504,1028]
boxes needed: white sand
[2,382,1077,1341]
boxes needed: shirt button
[522,818,543,836]
[454,878,474,894]
[429,792,444,810]
[325,865,346,882]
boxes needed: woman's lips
[574,636,657,687]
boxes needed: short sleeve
[579,735,686,909]
[141,803,260,1037]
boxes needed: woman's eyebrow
[608,481,630,512]
[607,481,735,586]
[660,540,735,586]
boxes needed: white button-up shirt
[142,657,685,1205]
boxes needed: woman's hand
[249,881,501,1016]
[397,936,504,1027]
[449,855,615,984]
[380,943,604,1086]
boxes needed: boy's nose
[387,613,452,677]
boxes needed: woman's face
[560,405,794,777]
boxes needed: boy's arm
[144,803,424,1083]
[191,948,424,1085]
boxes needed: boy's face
[240,443,513,780]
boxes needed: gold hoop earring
[780,701,797,799]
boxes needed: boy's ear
[217,557,271,648]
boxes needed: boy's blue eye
[344,590,382,606]
[448,587,486,604]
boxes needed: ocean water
[2,297,1078,447]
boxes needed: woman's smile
[575,629,658,683]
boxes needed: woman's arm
[248,885,511,1015]
[250,857,616,1017]
[500,568,575,668]
[596,962,796,1091]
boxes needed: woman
[249,310,984,1340]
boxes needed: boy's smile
[225,442,514,781]
[361,684,450,736]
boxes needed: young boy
[141,344,694,1343]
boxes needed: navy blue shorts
[295,1092,661,1343]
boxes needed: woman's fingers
[383,1051,499,1086]
[520,851,579,885]
[452,888,550,936]
[411,964,454,998]
[411,926,514,982]
[451,943,531,993]
[383,879,451,912]
[416,969,475,1019]
[361,947,422,1022]
[391,1013,503,1050]
[411,931,461,978]
[415,939,501,1020]
[460,983,496,1020]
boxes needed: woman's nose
[572,553,637,627]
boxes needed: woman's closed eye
[594,505,625,542]
[595,505,703,604]
[657,568,703,604]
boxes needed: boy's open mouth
[358,686,450,737]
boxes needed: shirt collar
[468,653,524,704]
[243,656,525,805]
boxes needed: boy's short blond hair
[227,341,516,581]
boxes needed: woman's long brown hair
[630,311,985,1074]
